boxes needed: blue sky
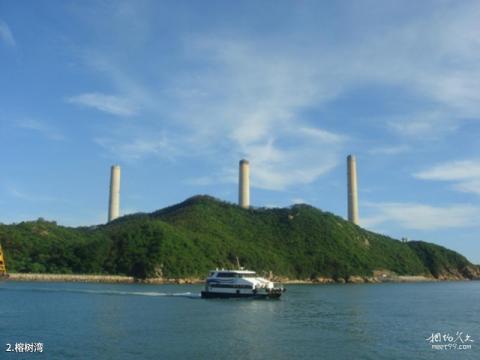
[1,0,480,263]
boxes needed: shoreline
[5,272,475,285]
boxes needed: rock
[313,277,335,284]
[347,276,365,283]
[461,265,480,280]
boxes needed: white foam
[2,286,200,298]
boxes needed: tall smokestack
[347,155,359,225]
[108,165,121,222]
[239,159,250,208]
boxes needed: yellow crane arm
[0,243,7,275]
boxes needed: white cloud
[75,1,480,191]
[94,133,175,161]
[454,179,480,196]
[415,160,480,181]
[166,37,348,190]
[368,145,411,155]
[16,119,65,141]
[347,3,480,138]
[67,93,138,117]
[243,128,343,190]
[414,159,480,196]
[0,20,15,46]
[362,202,480,230]
[84,35,348,190]
[387,112,458,138]
[298,127,346,144]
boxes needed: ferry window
[217,272,233,277]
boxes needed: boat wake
[0,286,201,299]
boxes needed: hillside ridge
[1,195,479,282]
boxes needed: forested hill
[1,195,479,281]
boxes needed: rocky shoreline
[7,273,202,284]
[6,271,476,285]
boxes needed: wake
[0,286,201,298]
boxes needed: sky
[1,0,480,263]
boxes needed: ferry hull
[201,290,282,299]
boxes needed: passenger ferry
[201,269,285,299]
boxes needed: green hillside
[1,195,478,281]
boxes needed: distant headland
[1,195,479,284]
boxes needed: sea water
[0,281,478,359]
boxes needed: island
[1,195,479,284]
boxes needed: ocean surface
[0,280,478,359]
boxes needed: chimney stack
[108,165,121,222]
[239,159,250,208]
[347,155,359,225]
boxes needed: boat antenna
[236,256,241,270]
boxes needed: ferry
[201,269,285,299]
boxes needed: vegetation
[0,195,478,280]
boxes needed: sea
[0,280,478,359]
